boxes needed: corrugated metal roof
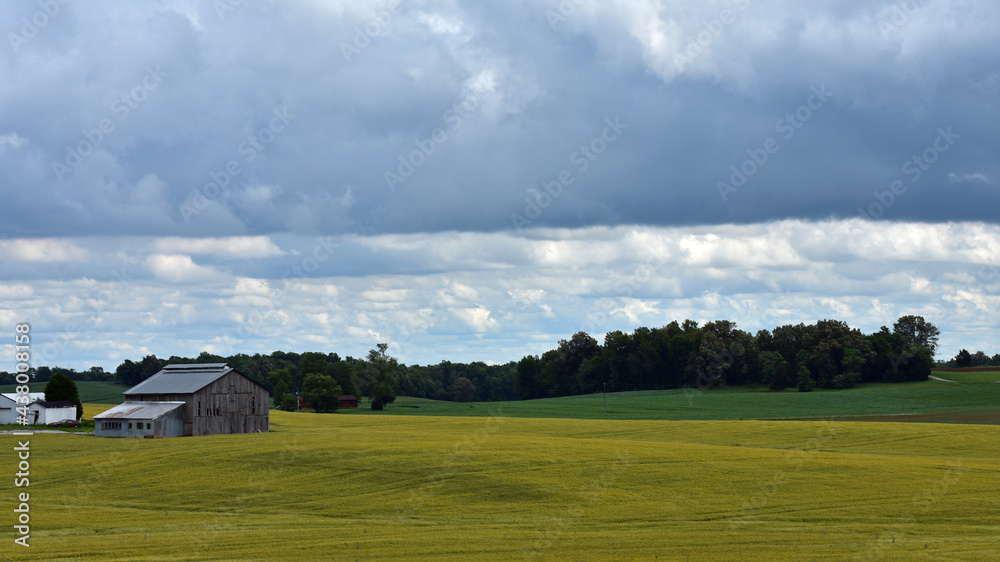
[94,401,185,420]
[124,364,234,395]
[0,392,46,403]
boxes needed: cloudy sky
[1,0,998,371]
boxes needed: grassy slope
[4,411,998,560]
[0,381,129,404]
[340,380,1000,421]
[931,369,1000,383]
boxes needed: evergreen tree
[44,371,83,420]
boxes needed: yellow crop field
[3,407,999,560]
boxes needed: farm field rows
[3,409,999,560]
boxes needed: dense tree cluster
[516,316,940,398]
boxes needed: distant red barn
[338,395,359,409]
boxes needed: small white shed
[28,401,78,425]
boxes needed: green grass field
[341,380,1000,423]
[931,369,1000,383]
[3,410,998,560]
[3,378,999,559]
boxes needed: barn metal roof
[124,364,234,395]
[94,401,185,420]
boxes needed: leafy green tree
[298,352,328,382]
[44,371,82,419]
[268,368,293,392]
[301,373,342,413]
[954,349,972,367]
[892,315,940,357]
[279,392,299,412]
[138,355,164,383]
[326,361,359,398]
[450,376,476,402]
[515,355,541,400]
[272,379,293,410]
[796,366,815,392]
[34,366,52,383]
[760,351,789,391]
[366,343,398,410]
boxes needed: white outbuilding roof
[93,401,185,420]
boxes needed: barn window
[147,423,151,429]
[198,401,201,416]
[128,422,132,429]
[252,396,256,413]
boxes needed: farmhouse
[95,363,269,437]
[0,392,45,424]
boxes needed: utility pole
[603,382,607,414]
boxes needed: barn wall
[156,408,186,438]
[191,372,269,436]
[94,420,129,438]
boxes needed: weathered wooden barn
[101,363,269,437]
[338,395,359,408]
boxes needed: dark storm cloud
[1,0,997,238]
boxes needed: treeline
[942,349,1000,368]
[0,365,114,385]
[2,347,516,408]
[515,316,943,399]
[5,314,994,407]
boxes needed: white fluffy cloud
[5,219,998,370]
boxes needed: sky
[1,0,998,371]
